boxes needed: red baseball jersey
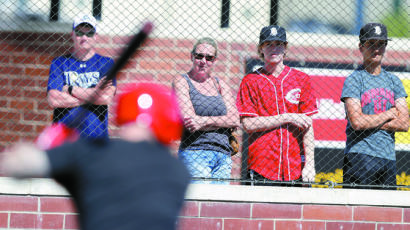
[236,66,318,181]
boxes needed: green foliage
[381,9,410,38]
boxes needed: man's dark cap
[359,23,391,42]
[259,25,287,46]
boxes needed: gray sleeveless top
[179,74,232,155]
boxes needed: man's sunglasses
[74,30,96,38]
[193,53,216,61]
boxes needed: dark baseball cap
[259,25,287,46]
[359,23,391,42]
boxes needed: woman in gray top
[173,37,239,184]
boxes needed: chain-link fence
[0,0,409,189]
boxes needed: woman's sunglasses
[193,52,216,61]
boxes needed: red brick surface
[137,49,157,59]
[10,213,37,228]
[24,67,49,77]
[213,64,227,73]
[0,213,8,228]
[404,208,410,223]
[276,220,326,230]
[0,196,37,212]
[326,222,375,230]
[200,202,251,218]
[145,38,175,48]
[38,214,64,229]
[10,100,35,110]
[0,55,9,63]
[230,43,247,51]
[40,197,77,213]
[180,201,199,217]
[23,111,49,122]
[176,39,194,49]
[0,66,24,75]
[8,123,34,132]
[376,224,410,230]
[303,205,352,221]
[123,60,138,69]
[64,214,79,230]
[139,60,173,70]
[158,50,188,60]
[0,195,410,229]
[177,217,223,230]
[354,206,402,222]
[252,203,301,219]
[224,219,274,230]
[10,213,64,229]
[0,41,25,52]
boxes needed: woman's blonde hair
[191,37,218,57]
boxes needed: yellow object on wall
[395,79,410,144]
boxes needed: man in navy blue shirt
[47,14,116,140]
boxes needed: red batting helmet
[115,82,183,145]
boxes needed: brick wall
[179,201,410,230]
[0,194,410,230]
[0,195,78,229]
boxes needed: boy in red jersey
[236,25,318,185]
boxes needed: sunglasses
[74,30,95,38]
[193,53,216,61]
[363,40,387,49]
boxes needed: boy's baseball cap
[259,25,287,46]
[359,23,391,42]
[72,14,97,31]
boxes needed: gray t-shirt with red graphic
[341,66,407,160]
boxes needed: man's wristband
[68,86,73,95]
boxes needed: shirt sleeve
[392,74,407,100]
[236,75,259,117]
[299,74,318,116]
[47,57,65,92]
[341,72,361,103]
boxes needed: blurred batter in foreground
[1,82,190,230]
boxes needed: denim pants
[179,150,232,184]
[343,152,397,189]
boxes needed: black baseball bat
[88,21,153,104]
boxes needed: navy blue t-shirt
[47,53,115,139]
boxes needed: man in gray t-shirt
[340,23,409,189]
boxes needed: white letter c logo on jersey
[285,88,301,104]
